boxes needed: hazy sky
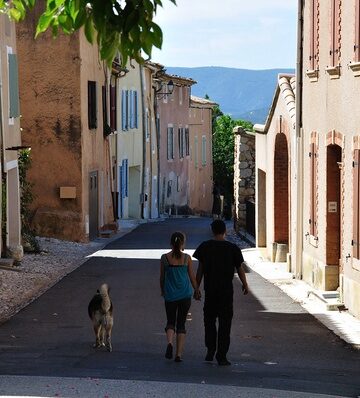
[152,0,297,70]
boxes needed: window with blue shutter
[134,91,138,128]
[121,90,126,131]
[8,53,20,118]
[125,90,129,130]
[129,90,134,128]
[122,159,128,197]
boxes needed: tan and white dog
[88,284,113,352]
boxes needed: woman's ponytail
[170,232,185,259]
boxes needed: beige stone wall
[0,15,22,257]
[302,0,360,317]
[234,128,255,233]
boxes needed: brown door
[89,171,99,240]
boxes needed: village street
[0,217,359,398]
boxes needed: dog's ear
[96,289,100,294]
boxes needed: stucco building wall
[302,0,360,318]
[17,5,113,241]
[188,102,213,215]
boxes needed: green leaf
[35,12,55,36]
[9,7,22,22]
[84,16,95,44]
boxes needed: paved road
[0,218,359,397]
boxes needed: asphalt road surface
[0,218,359,398]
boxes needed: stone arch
[274,132,289,244]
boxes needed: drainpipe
[139,64,146,219]
[295,0,304,279]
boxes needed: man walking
[193,219,248,366]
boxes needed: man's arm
[237,262,249,295]
[196,261,204,287]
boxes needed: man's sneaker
[165,343,173,359]
[217,358,231,366]
[205,350,215,361]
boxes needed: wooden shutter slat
[310,0,315,70]
[353,150,360,259]
[356,0,360,61]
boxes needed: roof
[190,95,217,107]
[254,74,296,134]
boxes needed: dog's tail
[99,283,111,314]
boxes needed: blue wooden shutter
[134,91,138,128]
[121,90,126,130]
[125,90,129,130]
[129,90,133,128]
[8,54,20,118]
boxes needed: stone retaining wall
[233,127,256,234]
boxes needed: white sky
[152,0,298,70]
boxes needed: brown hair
[170,231,185,259]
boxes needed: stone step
[0,258,22,272]
[308,290,344,311]
[99,230,115,238]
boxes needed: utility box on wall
[60,186,76,199]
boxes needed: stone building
[16,5,115,241]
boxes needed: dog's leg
[105,316,113,352]
[93,323,102,348]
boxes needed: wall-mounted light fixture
[155,80,174,99]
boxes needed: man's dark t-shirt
[193,240,244,295]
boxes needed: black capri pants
[165,297,191,334]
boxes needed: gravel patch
[0,237,103,325]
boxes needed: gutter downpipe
[295,0,304,279]
[139,64,146,219]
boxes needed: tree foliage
[212,115,253,209]
[0,0,176,66]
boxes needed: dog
[88,283,113,352]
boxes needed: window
[110,84,117,131]
[121,159,128,198]
[201,135,207,166]
[123,90,138,130]
[178,127,185,158]
[194,136,198,168]
[177,175,181,192]
[185,127,190,156]
[102,86,110,135]
[121,89,129,131]
[8,53,20,118]
[330,0,341,67]
[167,127,174,160]
[353,149,360,259]
[88,81,97,129]
[309,0,319,71]
[309,135,318,237]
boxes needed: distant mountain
[166,66,295,124]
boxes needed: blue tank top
[162,254,192,302]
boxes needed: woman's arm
[160,257,165,296]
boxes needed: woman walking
[160,231,200,362]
